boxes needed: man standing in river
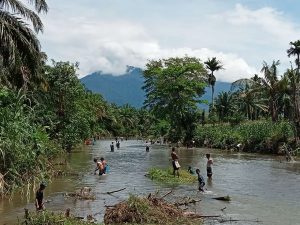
[206,153,213,178]
[171,147,180,177]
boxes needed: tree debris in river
[65,187,96,200]
[104,194,203,225]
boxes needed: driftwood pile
[104,194,202,225]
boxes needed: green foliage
[0,87,60,188]
[18,211,101,225]
[128,194,150,213]
[0,0,48,88]
[143,56,208,142]
[195,120,294,153]
[148,168,197,185]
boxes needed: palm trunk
[211,85,215,108]
[294,83,300,143]
[297,53,300,75]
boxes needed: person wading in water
[206,153,213,178]
[35,183,46,211]
[171,147,180,177]
[110,142,114,152]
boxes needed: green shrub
[148,168,197,185]
[194,120,294,153]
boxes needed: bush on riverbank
[104,194,202,225]
[17,210,100,225]
[147,168,197,185]
[194,120,294,153]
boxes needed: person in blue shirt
[196,169,205,192]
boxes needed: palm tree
[0,0,48,87]
[214,91,234,122]
[259,60,285,122]
[287,40,300,73]
[204,57,224,108]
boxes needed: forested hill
[80,67,231,108]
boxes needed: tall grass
[194,120,294,153]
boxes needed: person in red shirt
[171,147,180,177]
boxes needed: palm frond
[1,0,44,32]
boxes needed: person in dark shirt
[35,183,46,210]
[206,153,213,178]
[116,141,120,149]
[110,142,114,152]
[196,169,205,192]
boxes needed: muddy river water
[1,140,300,225]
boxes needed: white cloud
[39,2,300,83]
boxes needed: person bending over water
[188,166,194,174]
[94,158,104,175]
[171,147,180,177]
[196,169,205,192]
[100,157,108,174]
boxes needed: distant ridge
[80,66,231,108]
[81,66,145,107]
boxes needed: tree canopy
[143,56,207,142]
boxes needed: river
[1,140,300,225]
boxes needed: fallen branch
[199,215,221,218]
[105,188,126,195]
[160,189,173,199]
[212,196,231,201]
[219,218,262,223]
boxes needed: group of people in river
[34,139,212,211]
[94,157,108,175]
[171,147,213,192]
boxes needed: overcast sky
[39,0,300,82]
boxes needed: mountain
[81,67,145,107]
[80,67,231,109]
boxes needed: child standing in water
[196,169,205,192]
[206,153,213,178]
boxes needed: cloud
[39,2,300,82]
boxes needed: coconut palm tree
[204,57,223,108]
[0,0,48,87]
[214,91,234,122]
[287,40,300,73]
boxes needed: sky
[38,0,300,82]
